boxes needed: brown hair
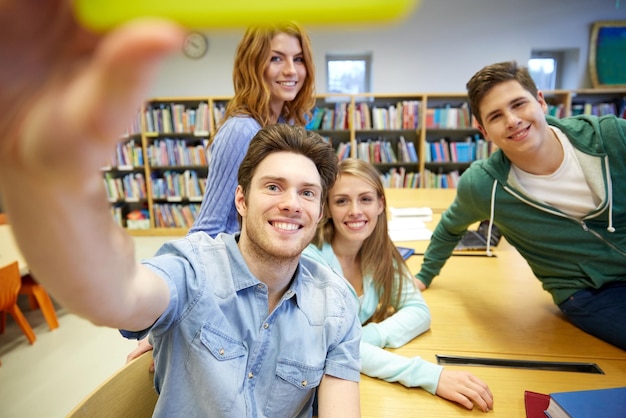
[466,61,538,127]
[237,124,337,209]
[311,158,412,324]
[224,22,316,127]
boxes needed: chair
[0,261,36,344]
[18,274,59,330]
[67,352,158,418]
[0,214,59,330]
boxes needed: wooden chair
[0,261,36,344]
[0,213,59,330]
[67,352,158,418]
[18,274,59,330]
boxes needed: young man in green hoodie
[416,61,626,350]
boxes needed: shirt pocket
[264,359,324,418]
[185,325,247,412]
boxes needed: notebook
[454,220,501,252]
[396,246,415,260]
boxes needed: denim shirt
[122,232,361,418]
[302,243,442,394]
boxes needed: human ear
[536,90,549,114]
[477,123,490,141]
[377,195,385,215]
[235,185,247,217]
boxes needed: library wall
[106,90,625,233]
[149,0,624,98]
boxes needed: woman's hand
[435,369,494,412]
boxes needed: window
[528,57,557,91]
[326,53,372,95]
[528,49,580,91]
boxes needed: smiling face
[327,173,384,248]
[236,151,323,261]
[476,80,551,162]
[263,32,307,119]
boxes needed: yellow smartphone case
[73,0,421,31]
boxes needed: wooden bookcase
[108,89,626,234]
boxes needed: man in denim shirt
[1,9,361,415]
[122,125,362,416]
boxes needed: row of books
[212,102,227,128]
[146,138,209,167]
[571,98,626,117]
[355,136,418,164]
[306,100,422,131]
[422,169,461,189]
[111,139,144,168]
[145,103,210,135]
[379,167,420,189]
[110,205,130,228]
[151,170,207,201]
[103,172,147,202]
[153,203,202,228]
[122,111,143,136]
[353,100,421,130]
[547,103,567,118]
[425,103,472,129]
[425,136,493,163]
[110,206,151,229]
[306,104,350,131]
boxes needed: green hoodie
[417,114,626,305]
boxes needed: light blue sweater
[303,242,444,394]
[189,116,261,236]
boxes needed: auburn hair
[224,22,316,127]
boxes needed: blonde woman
[304,159,494,412]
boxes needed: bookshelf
[107,89,626,234]
[569,89,626,118]
[352,93,422,189]
[122,98,212,235]
[307,94,353,162]
[422,94,484,189]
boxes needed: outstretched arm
[0,1,185,330]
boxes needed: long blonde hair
[224,22,316,127]
[312,159,411,323]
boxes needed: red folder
[524,390,550,418]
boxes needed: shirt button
[263,323,269,329]
[219,348,225,356]
[301,380,307,387]
[248,372,254,379]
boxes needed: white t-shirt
[512,126,600,218]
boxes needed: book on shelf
[543,386,626,418]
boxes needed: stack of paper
[387,207,433,242]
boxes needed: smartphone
[73,0,421,31]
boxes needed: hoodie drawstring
[485,180,498,257]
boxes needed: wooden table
[360,349,626,417]
[359,188,626,416]
[385,187,456,213]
